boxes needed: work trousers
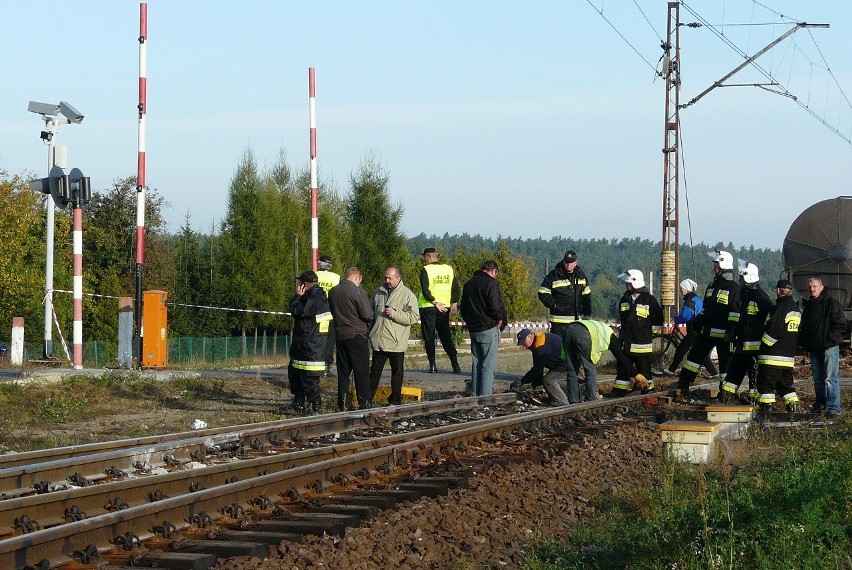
[810,346,841,414]
[543,369,570,406]
[470,327,499,396]
[324,327,336,365]
[721,351,758,397]
[669,329,718,375]
[287,363,322,412]
[756,365,798,409]
[562,323,598,404]
[370,351,406,405]
[676,334,732,391]
[419,307,460,370]
[335,334,371,410]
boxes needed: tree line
[1,156,782,353]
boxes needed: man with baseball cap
[538,250,592,338]
[418,247,462,374]
[755,279,801,413]
[286,270,332,414]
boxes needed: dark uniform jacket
[697,270,741,339]
[289,286,332,374]
[735,285,773,352]
[520,332,566,385]
[538,264,591,323]
[759,295,801,368]
[328,279,373,340]
[618,288,663,355]
[460,270,508,333]
[799,291,847,352]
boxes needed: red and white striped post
[309,67,318,271]
[135,2,148,366]
[72,207,83,369]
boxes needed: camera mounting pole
[27,100,84,359]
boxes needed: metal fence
[8,335,291,369]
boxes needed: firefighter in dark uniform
[612,269,662,396]
[286,271,333,414]
[672,250,742,400]
[316,255,341,376]
[538,250,592,338]
[756,279,801,413]
[718,262,772,403]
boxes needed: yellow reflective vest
[418,263,454,308]
[316,270,341,294]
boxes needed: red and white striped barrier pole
[309,67,318,271]
[135,2,148,367]
[72,206,83,369]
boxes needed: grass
[522,418,852,570]
[0,371,282,452]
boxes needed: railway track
[0,389,673,569]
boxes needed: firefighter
[718,261,772,403]
[538,250,592,338]
[671,250,742,401]
[756,280,801,413]
[612,269,662,396]
[286,271,333,414]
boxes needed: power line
[585,0,660,75]
[680,1,852,146]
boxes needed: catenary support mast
[660,1,681,322]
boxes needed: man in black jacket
[328,267,373,411]
[799,277,846,415]
[538,250,592,338]
[287,271,332,414]
[460,260,508,396]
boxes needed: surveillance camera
[28,101,60,116]
[40,131,54,142]
[59,101,84,123]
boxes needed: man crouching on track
[514,328,570,405]
[286,271,333,415]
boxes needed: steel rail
[0,394,518,470]
[0,394,518,496]
[0,401,528,532]
[0,392,654,569]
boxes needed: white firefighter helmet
[617,269,645,289]
[708,249,734,270]
[739,260,759,284]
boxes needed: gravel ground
[211,419,662,570]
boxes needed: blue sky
[1,1,850,250]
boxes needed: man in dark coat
[287,271,332,414]
[460,260,508,396]
[799,277,846,415]
[328,267,373,410]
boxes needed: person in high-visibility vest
[418,247,461,373]
[316,255,341,376]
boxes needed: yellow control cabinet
[142,290,168,368]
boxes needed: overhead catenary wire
[680,1,852,146]
[585,0,661,76]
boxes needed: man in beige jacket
[369,266,420,405]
